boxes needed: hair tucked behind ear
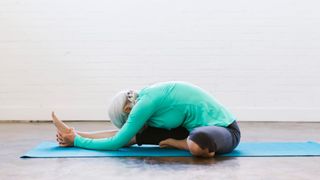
[108,90,138,129]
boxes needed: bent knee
[188,130,217,153]
[187,139,203,155]
[187,139,215,158]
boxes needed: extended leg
[136,126,189,145]
[52,111,118,139]
[52,112,136,146]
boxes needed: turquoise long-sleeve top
[74,81,236,150]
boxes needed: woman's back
[138,81,236,131]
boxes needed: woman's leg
[52,112,135,145]
[160,121,241,158]
[52,111,187,146]
[52,112,189,147]
[135,126,189,145]
[52,112,70,133]
[52,112,120,139]
[188,121,241,157]
[158,137,216,157]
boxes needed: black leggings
[136,121,241,154]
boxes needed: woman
[53,81,241,158]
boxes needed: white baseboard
[232,107,320,122]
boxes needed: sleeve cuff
[74,134,83,147]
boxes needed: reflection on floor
[0,121,319,180]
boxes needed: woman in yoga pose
[53,81,241,158]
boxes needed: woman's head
[108,90,138,129]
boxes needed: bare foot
[52,111,70,133]
[159,138,174,148]
[159,138,189,150]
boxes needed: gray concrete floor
[0,122,319,180]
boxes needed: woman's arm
[57,129,137,147]
[76,130,136,146]
[76,129,118,139]
[73,95,156,150]
[53,112,136,146]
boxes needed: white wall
[0,0,319,121]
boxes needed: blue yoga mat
[21,141,320,158]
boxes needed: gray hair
[108,90,138,129]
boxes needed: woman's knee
[187,138,215,158]
[187,138,203,155]
[188,129,217,153]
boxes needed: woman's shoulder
[137,81,179,104]
[139,81,176,93]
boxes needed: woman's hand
[56,128,76,147]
